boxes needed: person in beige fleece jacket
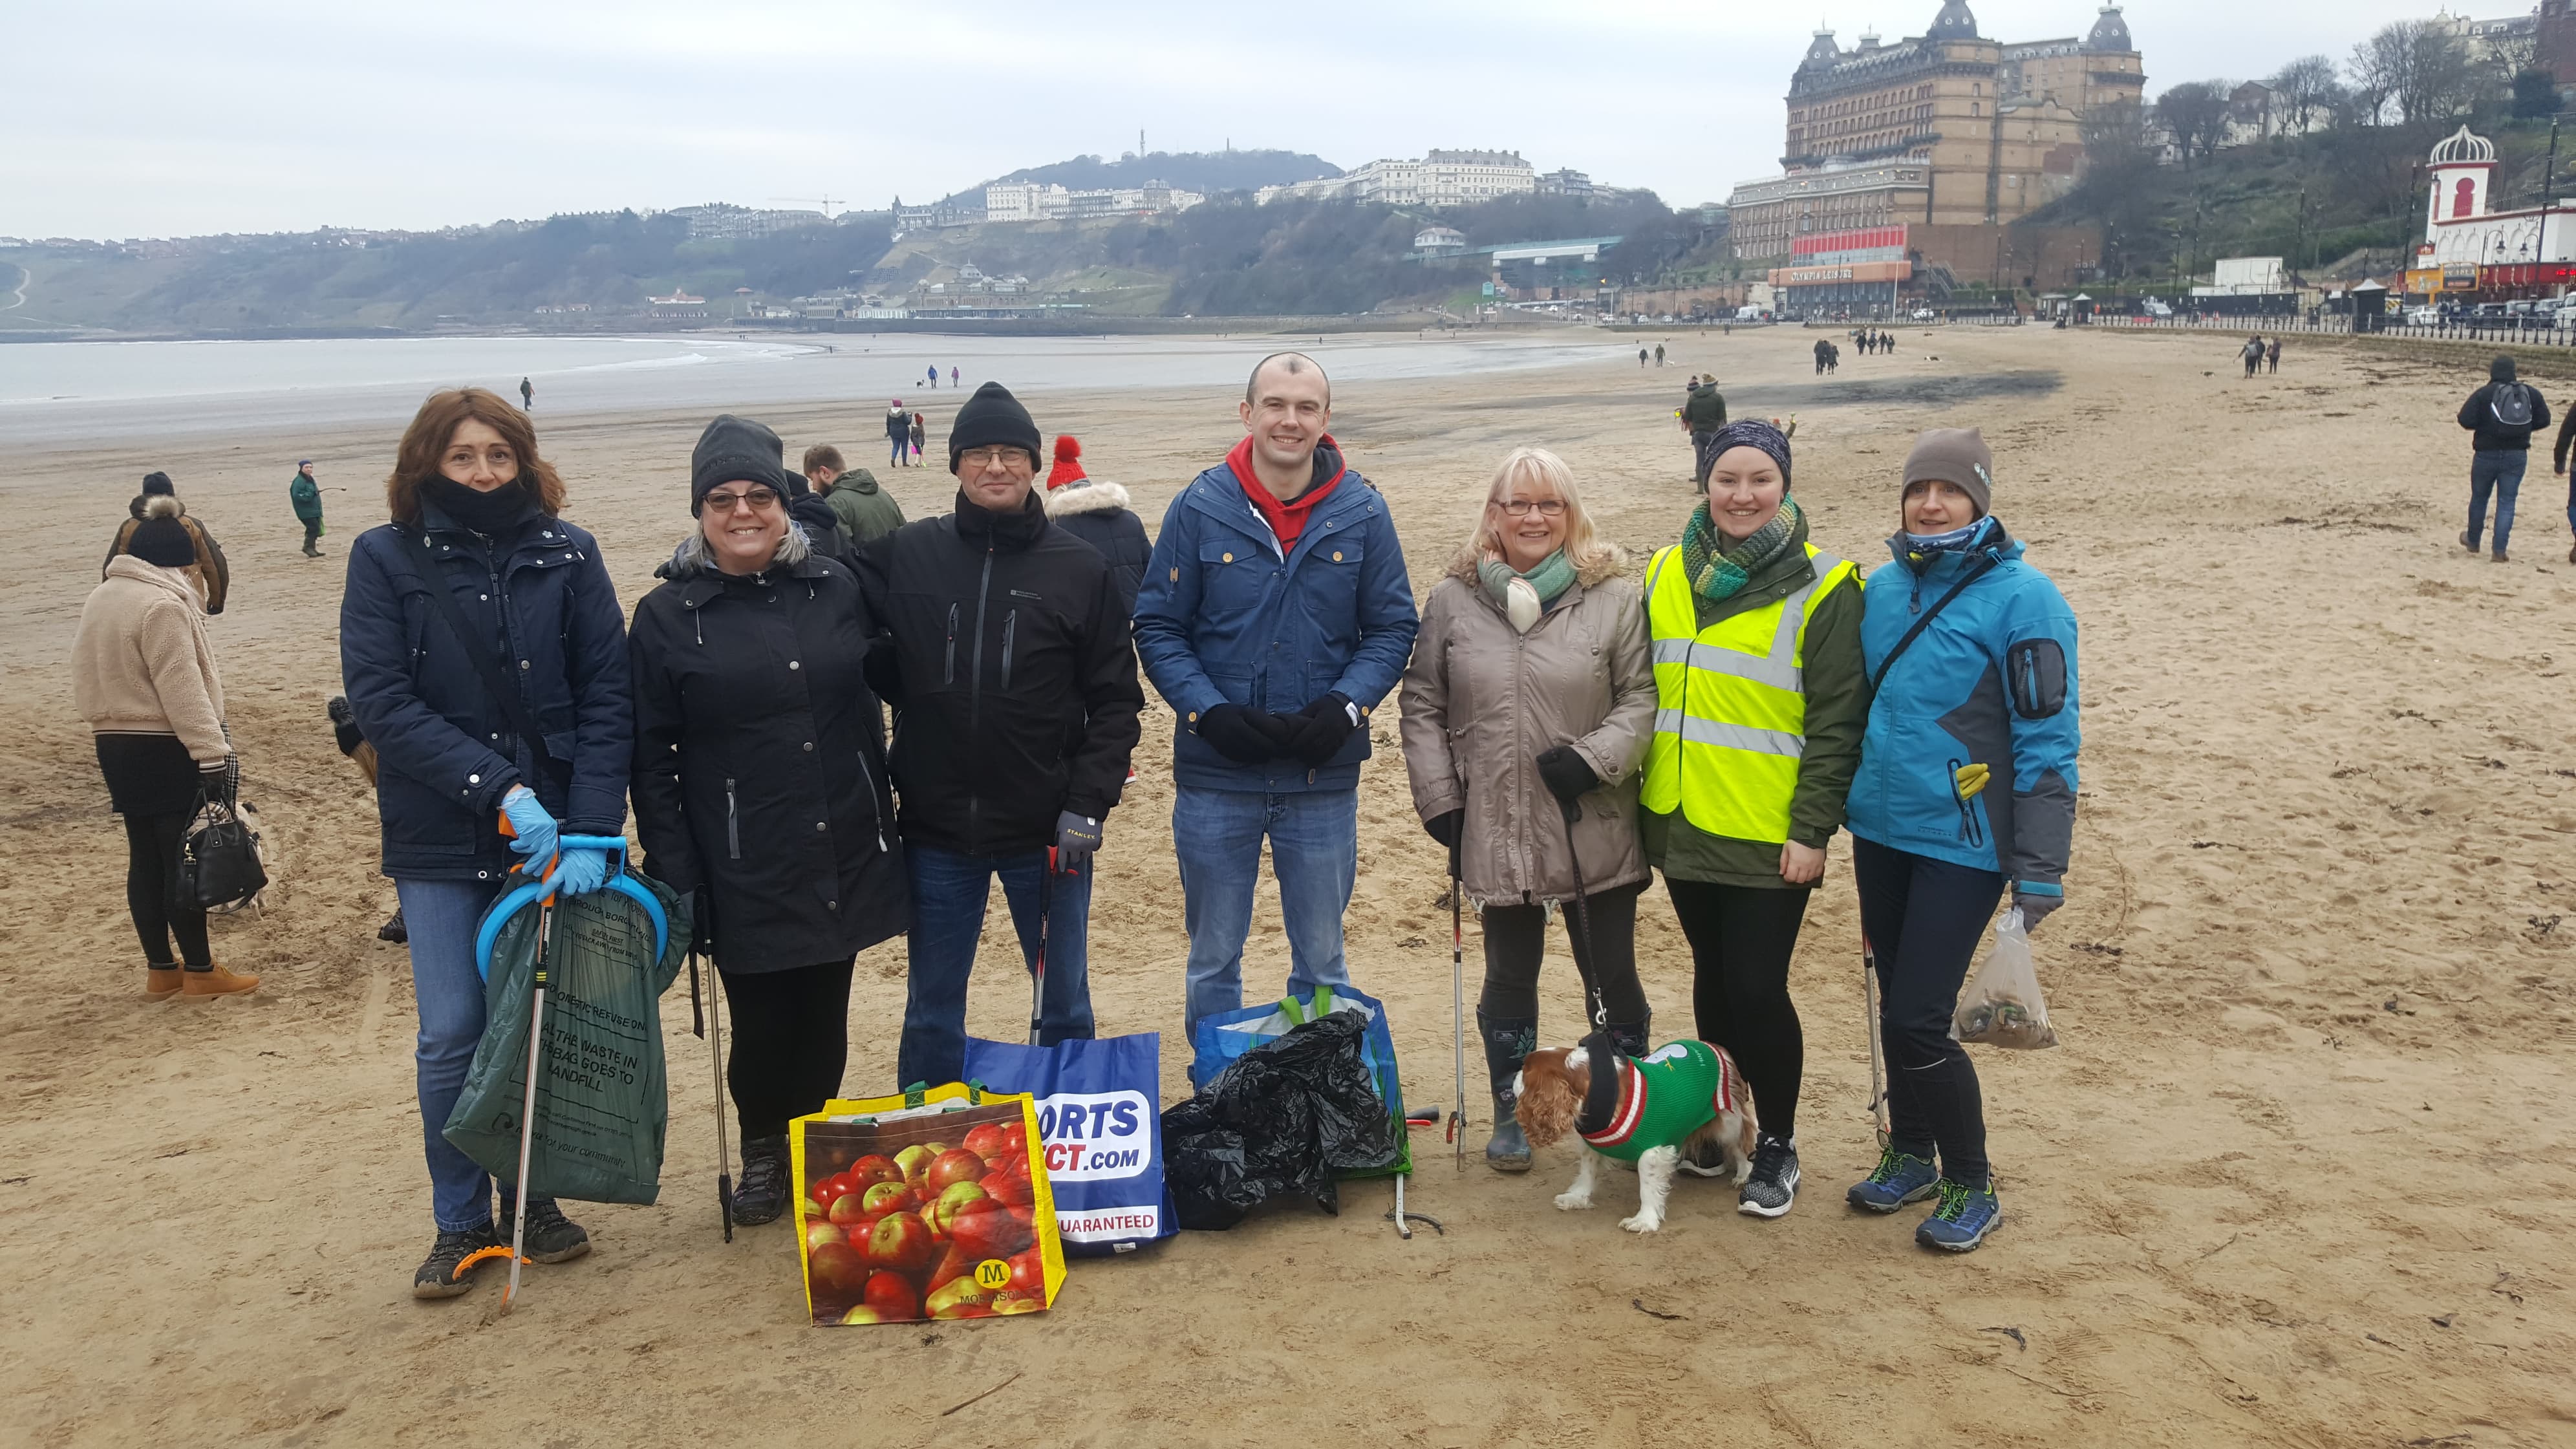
[72,506,257,998]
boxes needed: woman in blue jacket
[340,387,633,1301]
[1843,428,2079,1254]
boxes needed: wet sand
[5,324,2572,1446]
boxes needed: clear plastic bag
[1954,907,2059,1050]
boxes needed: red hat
[1046,434,1086,490]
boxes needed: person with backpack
[2458,354,2549,564]
[339,387,632,1300]
[1843,428,2079,1253]
[105,472,229,614]
[1681,374,1728,493]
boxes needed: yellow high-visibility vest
[1640,540,1855,843]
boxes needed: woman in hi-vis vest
[1638,418,1865,1221]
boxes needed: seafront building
[1726,2,2143,258]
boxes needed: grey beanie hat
[1902,427,1994,517]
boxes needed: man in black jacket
[1680,374,1727,492]
[856,382,1144,1088]
[2458,354,2549,563]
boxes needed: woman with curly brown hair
[338,387,632,1302]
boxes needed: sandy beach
[6,323,2573,1446]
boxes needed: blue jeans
[395,877,561,1233]
[2469,449,2526,553]
[1173,786,1357,1036]
[897,846,1093,1089]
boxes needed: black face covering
[422,475,539,537]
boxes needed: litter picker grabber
[1448,835,1465,1172]
[689,949,733,1243]
[1030,848,1058,1046]
[1861,935,1892,1151]
[1558,797,1608,1033]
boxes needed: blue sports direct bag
[962,1033,1175,1256]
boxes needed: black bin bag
[1160,1011,1399,1231]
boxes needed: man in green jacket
[804,444,905,547]
[289,460,324,557]
[1681,377,1728,493]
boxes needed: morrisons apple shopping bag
[789,1082,1066,1326]
[963,1033,1175,1256]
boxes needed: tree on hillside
[2482,27,2540,93]
[2348,21,2475,128]
[2071,100,2164,268]
[2156,82,2234,167]
[2513,69,2560,118]
[2268,56,2344,133]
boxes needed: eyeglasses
[957,447,1033,473]
[703,488,780,513]
[1496,498,1567,518]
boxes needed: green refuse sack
[441,867,689,1205]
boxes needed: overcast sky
[1,1,2485,239]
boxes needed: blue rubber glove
[500,786,558,866]
[544,847,613,898]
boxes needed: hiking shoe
[733,1137,791,1225]
[497,1196,592,1264]
[2462,530,2479,553]
[145,967,185,1001]
[2492,549,2511,564]
[1847,1146,1942,1214]
[180,963,259,996]
[377,908,407,943]
[412,1223,501,1299]
[1915,1178,2002,1252]
[1737,1135,1800,1218]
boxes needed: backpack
[2491,381,2536,430]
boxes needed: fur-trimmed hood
[1043,479,1133,518]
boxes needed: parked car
[2403,305,2442,325]
[2140,298,2174,317]
[1909,306,1936,321]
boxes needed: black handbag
[174,773,268,913]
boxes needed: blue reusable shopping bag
[962,1033,1175,1256]
[1188,984,1409,1177]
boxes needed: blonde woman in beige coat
[1399,446,1655,1170]
[72,505,257,999]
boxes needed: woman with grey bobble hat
[1843,427,2081,1253]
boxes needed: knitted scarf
[1681,495,1803,603]
[1477,548,1576,632]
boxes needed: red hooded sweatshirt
[1225,433,1346,555]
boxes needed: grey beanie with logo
[1902,427,1995,517]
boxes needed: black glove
[1197,703,1291,764]
[1422,810,1464,850]
[1534,746,1601,806]
[1053,810,1103,875]
[327,694,365,757]
[1285,692,1360,767]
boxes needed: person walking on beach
[1399,446,1653,1172]
[908,409,927,464]
[1813,338,1831,376]
[1844,427,2081,1253]
[1640,348,1649,368]
[2460,354,2548,564]
[2549,396,2576,563]
[629,419,908,1226]
[1682,373,1728,492]
[1043,435,1150,614]
[2265,338,2281,374]
[1639,420,1864,1218]
[2240,335,2264,379]
[290,460,325,557]
[808,444,905,547]
[105,472,228,615]
[926,364,939,390]
[519,377,533,410]
[1655,343,1666,367]
[886,400,911,467]
[855,382,1143,1089]
[339,387,633,1299]
[1132,353,1420,1035]
[949,365,959,389]
[74,503,255,1000]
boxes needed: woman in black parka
[629,416,908,1225]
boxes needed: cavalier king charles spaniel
[1513,1035,1757,1234]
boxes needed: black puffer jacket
[1044,479,1151,614]
[855,489,1143,856]
[628,528,906,971]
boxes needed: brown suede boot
[182,964,261,997]
[145,967,184,1001]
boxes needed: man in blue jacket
[1133,353,1420,1033]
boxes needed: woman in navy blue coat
[340,387,632,1302]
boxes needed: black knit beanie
[946,381,1041,472]
[129,510,199,568]
[689,414,794,513]
[140,471,175,496]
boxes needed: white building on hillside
[1259,150,1537,208]
[984,181,1205,222]
[2420,124,2576,270]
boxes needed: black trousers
[1690,429,1721,488]
[1477,881,1648,1026]
[720,958,855,1142]
[1664,877,1813,1141]
[1852,836,2004,1189]
[125,811,211,968]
